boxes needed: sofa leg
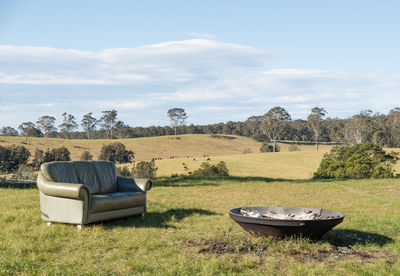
[47,222,52,226]
[77,224,82,230]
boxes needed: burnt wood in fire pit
[229,206,344,239]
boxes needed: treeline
[2,107,400,148]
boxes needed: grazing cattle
[207,158,211,161]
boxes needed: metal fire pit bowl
[229,206,345,239]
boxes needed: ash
[240,208,322,220]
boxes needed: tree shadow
[99,208,217,229]
[323,229,394,247]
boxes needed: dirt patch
[292,246,373,262]
[186,238,265,255]
[186,238,374,261]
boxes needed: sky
[1,0,400,129]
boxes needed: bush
[80,151,93,161]
[0,145,30,173]
[32,148,45,170]
[99,142,134,163]
[32,147,71,170]
[192,161,229,177]
[50,147,71,161]
[260,142,280,152]
[117,165,132,177]
[12,165,36,180]
[289,144,301,151]
[313,142,399,179]
[132,160,157,178]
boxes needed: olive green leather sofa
[37,161,152,226]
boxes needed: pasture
[1,134,400,274]
[1,177,400,275]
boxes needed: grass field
[1,177,400,275]
[0,134,264,161]
[2,135,400,274]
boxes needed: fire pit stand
[229,206,345,239]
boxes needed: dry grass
[0,134,262,161]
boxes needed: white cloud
[1,39,400,127]
[188,32,215,39]
[0,39,269,85]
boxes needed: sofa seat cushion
[90,192,146,214]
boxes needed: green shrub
[0,145,30,173]
[99,142,134,163]
[132,160,157,178]
[32,148,45,170]
[80,151,93,161]
[289,144,301,151]
[192,161,229,177]
[50,147,71,161]
[117,165,132,177]
[313,142,399,179]
[32,147,71,170]
[260,142,280,152]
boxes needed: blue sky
[1,0,400,128]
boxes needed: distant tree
[260,106,291,152]
[100,110,118,139]
[342,110,373,146]
[167,108,188,135]
[1,126,19,136]
[18,122,36,142]
[245,115,263,136]
[81,112,98,139]
[59,112,78,139]
[308,107,327,150]
[36,116,57,138]
[387,108,400,146]
[114,121,131,139]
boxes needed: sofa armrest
[37,173,89,200]
[117,176,152,192]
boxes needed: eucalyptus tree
[100,110,118,139]
[18,122,36,141]
[261,106,291,152]
[342,110,373,146]
[167,108,188,135]
[1,126,18,136]
[36,116,57,138]
[81,112,98,139]
[59,112,78,139]
[308,107,327,150]
[245,115,263,136]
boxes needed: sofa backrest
[40,161,117,194]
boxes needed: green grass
[1,177,400,275]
